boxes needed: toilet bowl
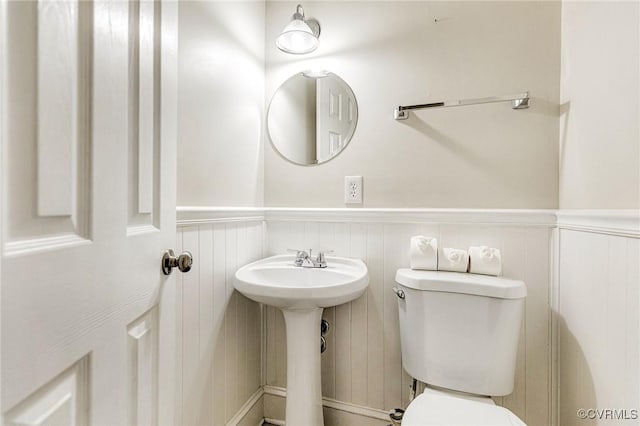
[402,387,525,426]
[394,269,527,425]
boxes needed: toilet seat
[402,388,526,426]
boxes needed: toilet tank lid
[396,269,526,299]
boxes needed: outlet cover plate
[344,176,363,204]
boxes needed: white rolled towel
[438,248,469,272]
[469,246,502,276]
[409,236,438,271]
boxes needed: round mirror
[267,71,358,165]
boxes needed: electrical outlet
[344,176,363,204]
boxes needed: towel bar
[394,92,529,120]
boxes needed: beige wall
[265,1,561,208]
[559,1,640,209]
[177,1,265,207]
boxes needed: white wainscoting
[175,219,264,425]
[555,211,639,426]
[179,208,640,426]
[263,212,554,426]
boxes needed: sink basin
[234,254,369,309]
[234,254,369,426]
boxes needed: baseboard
[322,397,391,421]
[263,385,390,424]
[263,385,287,398]
[226,388,264,426]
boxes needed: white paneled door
[1,0,178,424]
[316,77,355,163]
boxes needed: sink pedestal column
[282,307,324,425]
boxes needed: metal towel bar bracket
[394,92,529,120]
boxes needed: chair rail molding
[177,207,558,227]
[176,206,265,225]
[556,209,640,237]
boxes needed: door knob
[162,249,193,275]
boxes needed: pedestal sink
[234,254,369,425]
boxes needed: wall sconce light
[276,4,321,54]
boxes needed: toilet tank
[395,269,526,396]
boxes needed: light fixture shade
[276,19,319,54]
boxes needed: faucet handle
[315,250,333,267]
[287,248,310,267]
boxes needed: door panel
[36,0,91,219]
[128,0,161,232]
[316,78,356,163]
[4,356,90,425]
[128,308,159,425]
[1,0,178,424]
[5,0,91,249]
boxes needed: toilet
[394,269,527,425]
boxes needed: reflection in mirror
[267,71,358,165]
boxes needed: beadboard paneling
[265,220,553,425]
[175,221,264,425]
[557,229,639,426]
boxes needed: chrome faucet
[288,249,332,268]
